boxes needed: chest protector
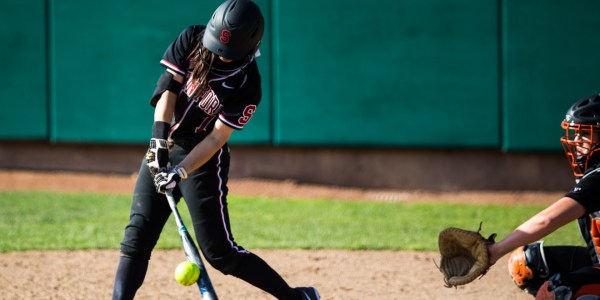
[578,213,600,265]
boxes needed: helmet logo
[220,29,231,44]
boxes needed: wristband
[152,121,171,140]
[174,164,188,179]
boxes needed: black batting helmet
[202,0,264,61]
[560,93,600,177]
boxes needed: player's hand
[153,165,188,193]
[145,138,170,175]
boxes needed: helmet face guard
[202,0,264,61]
[560,121,600,177]
[560,93,600,177]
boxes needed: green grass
[0,191,584,252]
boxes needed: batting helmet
[202,0,264,61]
[561,93,600,177]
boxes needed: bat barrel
[165,191,219,299]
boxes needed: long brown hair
[187,44,215,100]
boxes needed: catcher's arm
[488,196,584,265]
[437,223,496,288]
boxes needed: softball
[174,261,200,286]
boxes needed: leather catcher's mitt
[437,224,496,288]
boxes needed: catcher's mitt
[437,223,496,288]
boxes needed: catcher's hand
[437,223,496,288]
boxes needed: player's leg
[112,160,173,300]
[535,266,600,299]
[112,256,149,300]
[175,145,312,299]
[508,242,592,296]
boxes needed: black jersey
[565,166,600,264]
[565,167,600,214]
[155,25,261,141]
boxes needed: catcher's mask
[560,94,600,177]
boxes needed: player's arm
[488,196,585,264]
[153,119,234,193]
[154,69,183,122]
[145,69,182,176]
[178,120,235,173]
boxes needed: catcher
[439,94,600,299]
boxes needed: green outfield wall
[2,0,600,151]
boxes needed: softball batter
[488,94,600,298]
[111,1,319,299]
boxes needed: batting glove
[145,138,170,175]
[153,165,188,193]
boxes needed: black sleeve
[565,169,600,213]
[216,62,262,130]
[218,90,261,130]
[159,25,204,76]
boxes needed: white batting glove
[145,138,170,175]
[153,165,188,193]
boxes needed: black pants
[524,245,599,295]
[120,144,245,267]
[113,143,299,300]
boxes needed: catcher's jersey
[154,25,261,141]
[566,167,600,213]
[565,166,600,264]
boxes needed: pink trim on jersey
[160,59,186,76]
[216,147,249,254]
[218,115,244,130]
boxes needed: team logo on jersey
[198,89,222,116]
[238,105,256,125]
[183,79,200,98]
[220,29,231,44]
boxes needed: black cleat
[295,287,320,300]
